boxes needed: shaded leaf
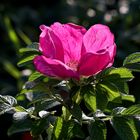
[8,120,33,136]
[112,81,129,94]
[89,120,107,140]
[35,99,60,113]
[111,117,138,140]
[123,52,140,65]
[123,52,140,72]
[96,86,108,111]
[70,103,82,121]
[123,63,140,72]
[19,42,39,54]
[31,116,50,136]
[66,121,85,139]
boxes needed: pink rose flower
[34,22,116,80]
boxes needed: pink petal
[50,22,86,64]
[83,24,114,54]
[34,55,79,79]
[78,52,110,76]
[106,43,117,67]
[39,25,64,61]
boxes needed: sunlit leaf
[121,94,135,102]
[28,71,44,81]
[103,67,134,82]
[121,104,140,116]
[17,55,36,67]
[53,117,63,140]
[98,82,121,103]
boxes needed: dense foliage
[0,0,140,140]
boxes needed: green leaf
[89,120,107,140]
[103,67,134,82]
[112,107,126,116]
[123,52,140,72]
[4,16,20,51]
[83,93,96,112]
[19,42,39,54]
[123,52,140,65]
[123,63,140,72]
[35,99,60,113]
[31,117,50,136]
[62,106,71,121]
[111,117,138,140]
[53,119,85,140]
[70,103,82,121]
[121,104,140,116]
[98,82,121,103]
[82,85,96,112]
[96,86,108,111]
[0,95,17,115]
[121,94,135,102]
[112,81,129,94]
[47,124,54,140]
[66,121,85,139]
[14,106,27,112]
[53,117,63,140]
[3,60,21,79]
[17,55,36,67]
[8,120,33,136]
[28,71,44,81]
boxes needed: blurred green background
[0,0,140,139]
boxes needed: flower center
[66,60,78,71]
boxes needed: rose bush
[34,22,116,79]
[1,22,140,140]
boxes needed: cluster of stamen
[66,60,78,71]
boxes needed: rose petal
[106,43,117,67]
[39,25,64,61]
[34,55,79,79]
[78,52,110,76]
[50,22,86,63]
[83,24,114,54]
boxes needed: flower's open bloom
[34,22,116,80]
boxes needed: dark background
[0,0,140,139]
